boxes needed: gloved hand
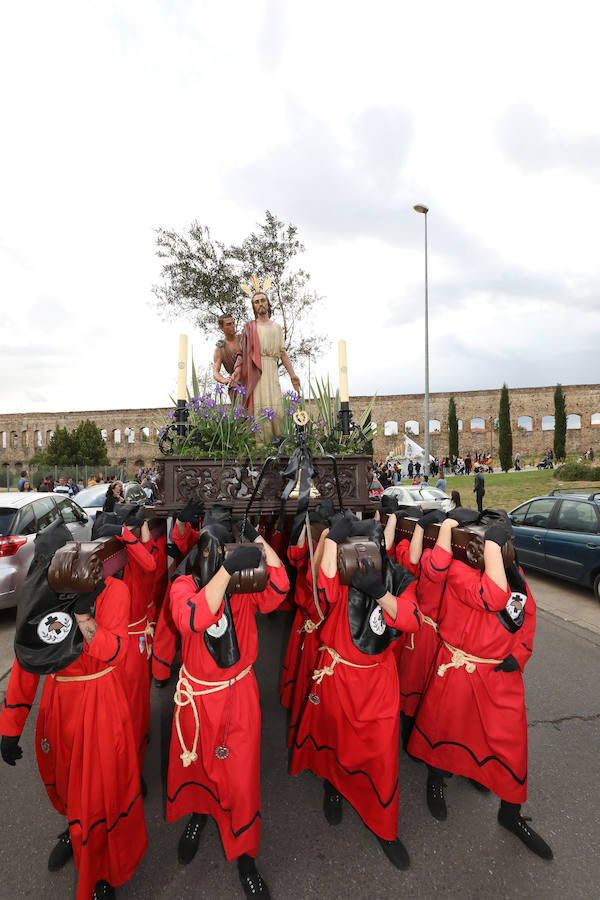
[485,524,512,548]
[178,500,205,524]
[327,516,353,545]
[73,579,105,615]
[1,735,23,766]
[166,542,182,560]
[223,545,262,575]
[352,560,387,600]
[234,517,259,542]
[494,654,520,672]
[450,507,480,526]
[417,509,446,530]
[381,494,400,515]
[124,505,147,528]
[96,522,123,538]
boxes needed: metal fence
[3,465,126,491]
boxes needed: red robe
[237,320,262,414]
[391,538,420,664]
[119,526,157,770]
[151,522,198,682]
[290,568,422,840]
[408,557,536,803]
[0,578,147,899]
[166,563,289,860]
[397,545,446,716]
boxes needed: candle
[177,334,188,401]
[338,340,349,403]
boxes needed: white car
[74,482,149,522]
[381,485,452,513]
[0,492,92,610]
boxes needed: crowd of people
[14,468,159,502]
[0,490,553,899]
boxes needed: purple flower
[233,384,247,397]
[215,384,225,395]
[234,406,247,420]
[250,422,261,433]
[166,411,174,420]
[262,408,275,423]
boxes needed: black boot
[400,713,415,752]
[177,813,208,864]
[374,834,410,870]
[426,768,447,821]
[48,828,73,872]
[498,802,553,860]
[237,854,270,898]
[323,779,343,826]
[92,881,115,899]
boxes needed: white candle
[177,334,188,401]
[338,340,349,403]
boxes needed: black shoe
[177,813,208,865]
[426,773,447,821]
[468,778,490,793]
[375,835,410,870]
[48,829,73,872]
[237,857,270,898]
[498,810,553,860]
[323,781,343,826]
[92,881,115,899]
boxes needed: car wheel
[594,573,600,604]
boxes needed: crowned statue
[231,276,301,443]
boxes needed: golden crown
[240,274,272,297]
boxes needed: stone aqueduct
[0,383,598,473]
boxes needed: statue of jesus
[232,282,301,443]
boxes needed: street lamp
[413,204,430,476]
[124,427,131,480]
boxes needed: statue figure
[232,276,301,443]
[212,313,241,399]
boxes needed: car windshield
[0,509,17,537]
[74,487,106,507]
[420,488,447,500]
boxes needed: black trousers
[476,492,484,512]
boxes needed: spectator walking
[473,471,485,512]
[514,451,521,471]
[436,474,447,493]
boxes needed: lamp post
[414,204,430,476]
[124,427,131,481]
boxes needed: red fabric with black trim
[119,526,156,770]
[397,545,448,716]
[166,563,289,860]
[0,578,147,900]
[150,523,197,681]
[390,538,420,663]
[408,560,536,802]
[290,568,422,839]
[147,530,169,623]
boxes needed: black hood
[32,518,72,566]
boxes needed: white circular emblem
[369,605,386,636]
[37,612,73,645]
[207,613,228,639]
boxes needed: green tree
[447,396,459,459]
[45,426,77,466]
[153,210,327,369]
[72,419,109,466]
[498,383,513,472]
[554,384,566,460]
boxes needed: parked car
[74,482,149,521]
[0,492,92,610]
[381,485,453,513]
[509,489,600,600]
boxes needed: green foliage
[448,396,458,458]
[45,427,77,466]
[309,376,377,455]
[71,420,110,466]
[153,210,327,368]
[553,462,600,481]
[498,384,513,472]
[554,384,566,460]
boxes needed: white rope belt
[127,615,154,659]
[405,614,438,651]
[174,663,252,767]
[437,639,502,677]
[298,618,321,635]
[53,666,115,682]
[312,645,378,685]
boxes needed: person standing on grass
[474,470,485,512]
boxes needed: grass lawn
[429,470,600,511]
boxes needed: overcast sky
[2,0,599,416]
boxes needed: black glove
[124,504,147,528]
[485,524,512,548]
[153,677,170,689]
[351,560,387,600]
[494,654,520,672]
[450,507,480,526]
[166,542,182,560]
[96,522,123,538]
[1,735,23,766]
[381,494,400,515]
[223,545,262,575]
[73,579,105,615]
[178,499,205,524]
[417,509,446,529]
[327,516,353,545]
[234,517,259,542]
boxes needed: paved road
[1,588,599,899]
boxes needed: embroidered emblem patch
[369,605,386,636]
[207,613,228,639]
[37,612,73,645]
[506,592,527,626]
[308,693,320,705]
[215,745,230,759]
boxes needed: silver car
[381,485,452,513]
[74,482,149,522]
[0,492,92,610]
